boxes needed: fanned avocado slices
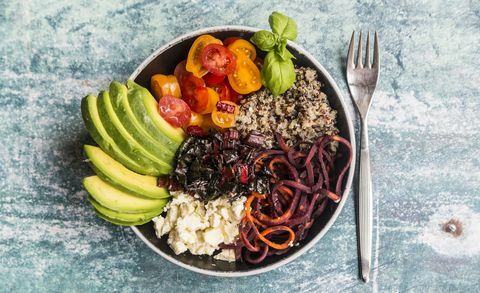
[81,80,188,226]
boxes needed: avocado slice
[83,176,168,213]
[94,210,153,226]
[88,195,160,223]
[126,80,185,150]
[84,145,170,199]
[81,95,147,175]
[96,90,172,176]
[109,81,175,165]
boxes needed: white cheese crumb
[214,249,236,262]
[152,193,246,258]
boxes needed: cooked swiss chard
[165,129,270,201]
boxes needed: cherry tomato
[200,87,220,114]
[228,56,262,94]
[203,72,225,86]
[227,39,256,61]
[223,37,241,46]
[151,74,181,99]
[186,35,223,77]
[200,113,222,131]
[187,111,204,127]
[211,100,239,128]
[158,95,192,128]
[200,44,236,76]
[174,60,188,85]
[211,81,239,103]
[180,74,209,113]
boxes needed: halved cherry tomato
[180,74,209,113]
[151,74,181,99]
[200,44,236,76]
[227,56,262,94]
[200,114,222,131]
[203,72,225,86]
[223,37,241,46]
[174,60,188,85]
[187,111,204,127]
[199,87,220,114]
[180,73,205,96]
[158,95,191,128]
[186,35,223,77]
[227,39,256,61]
[211,81,239,103]
[211,100,239,128]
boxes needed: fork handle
[359,120,372,282]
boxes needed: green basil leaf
[250,30,278,52]
[268,12,298,41]
[276,38,295,61]
[261,51,296,96]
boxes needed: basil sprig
[250,12,297,96]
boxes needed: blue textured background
[1,0,479,292]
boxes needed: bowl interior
[131,28,354,275]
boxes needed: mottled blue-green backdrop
[1,0,479,292]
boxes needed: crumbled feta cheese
[204,227,224,246]
[152,192,246,258]
[222,222,239,244]
[214,249,236,262]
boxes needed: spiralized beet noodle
[235,133,352,263]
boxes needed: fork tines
[347,31,379,69]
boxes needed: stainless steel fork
[346,31,380,283]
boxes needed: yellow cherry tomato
[186,35,223,78]
[227,39,256,61]
[227,56,262,94]
[187,111,204,127]
[151,74,181,99]
[199,87,220,115]
[200,114,222,131]
[211,100,239,128]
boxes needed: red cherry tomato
[200,44,236,76]
[211,81,240,103]
[223,37,241,46]
[174,60,188,85]
[180,74,209,113]
[158,95,192,127]
[203,72,226,86]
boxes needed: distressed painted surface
[1,0,479,292]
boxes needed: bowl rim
[129,25,356,277]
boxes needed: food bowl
[129,26,356,277]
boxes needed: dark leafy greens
[170,129,270,201]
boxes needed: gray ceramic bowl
[129,26,356,277]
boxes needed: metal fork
[346,31,380,283]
